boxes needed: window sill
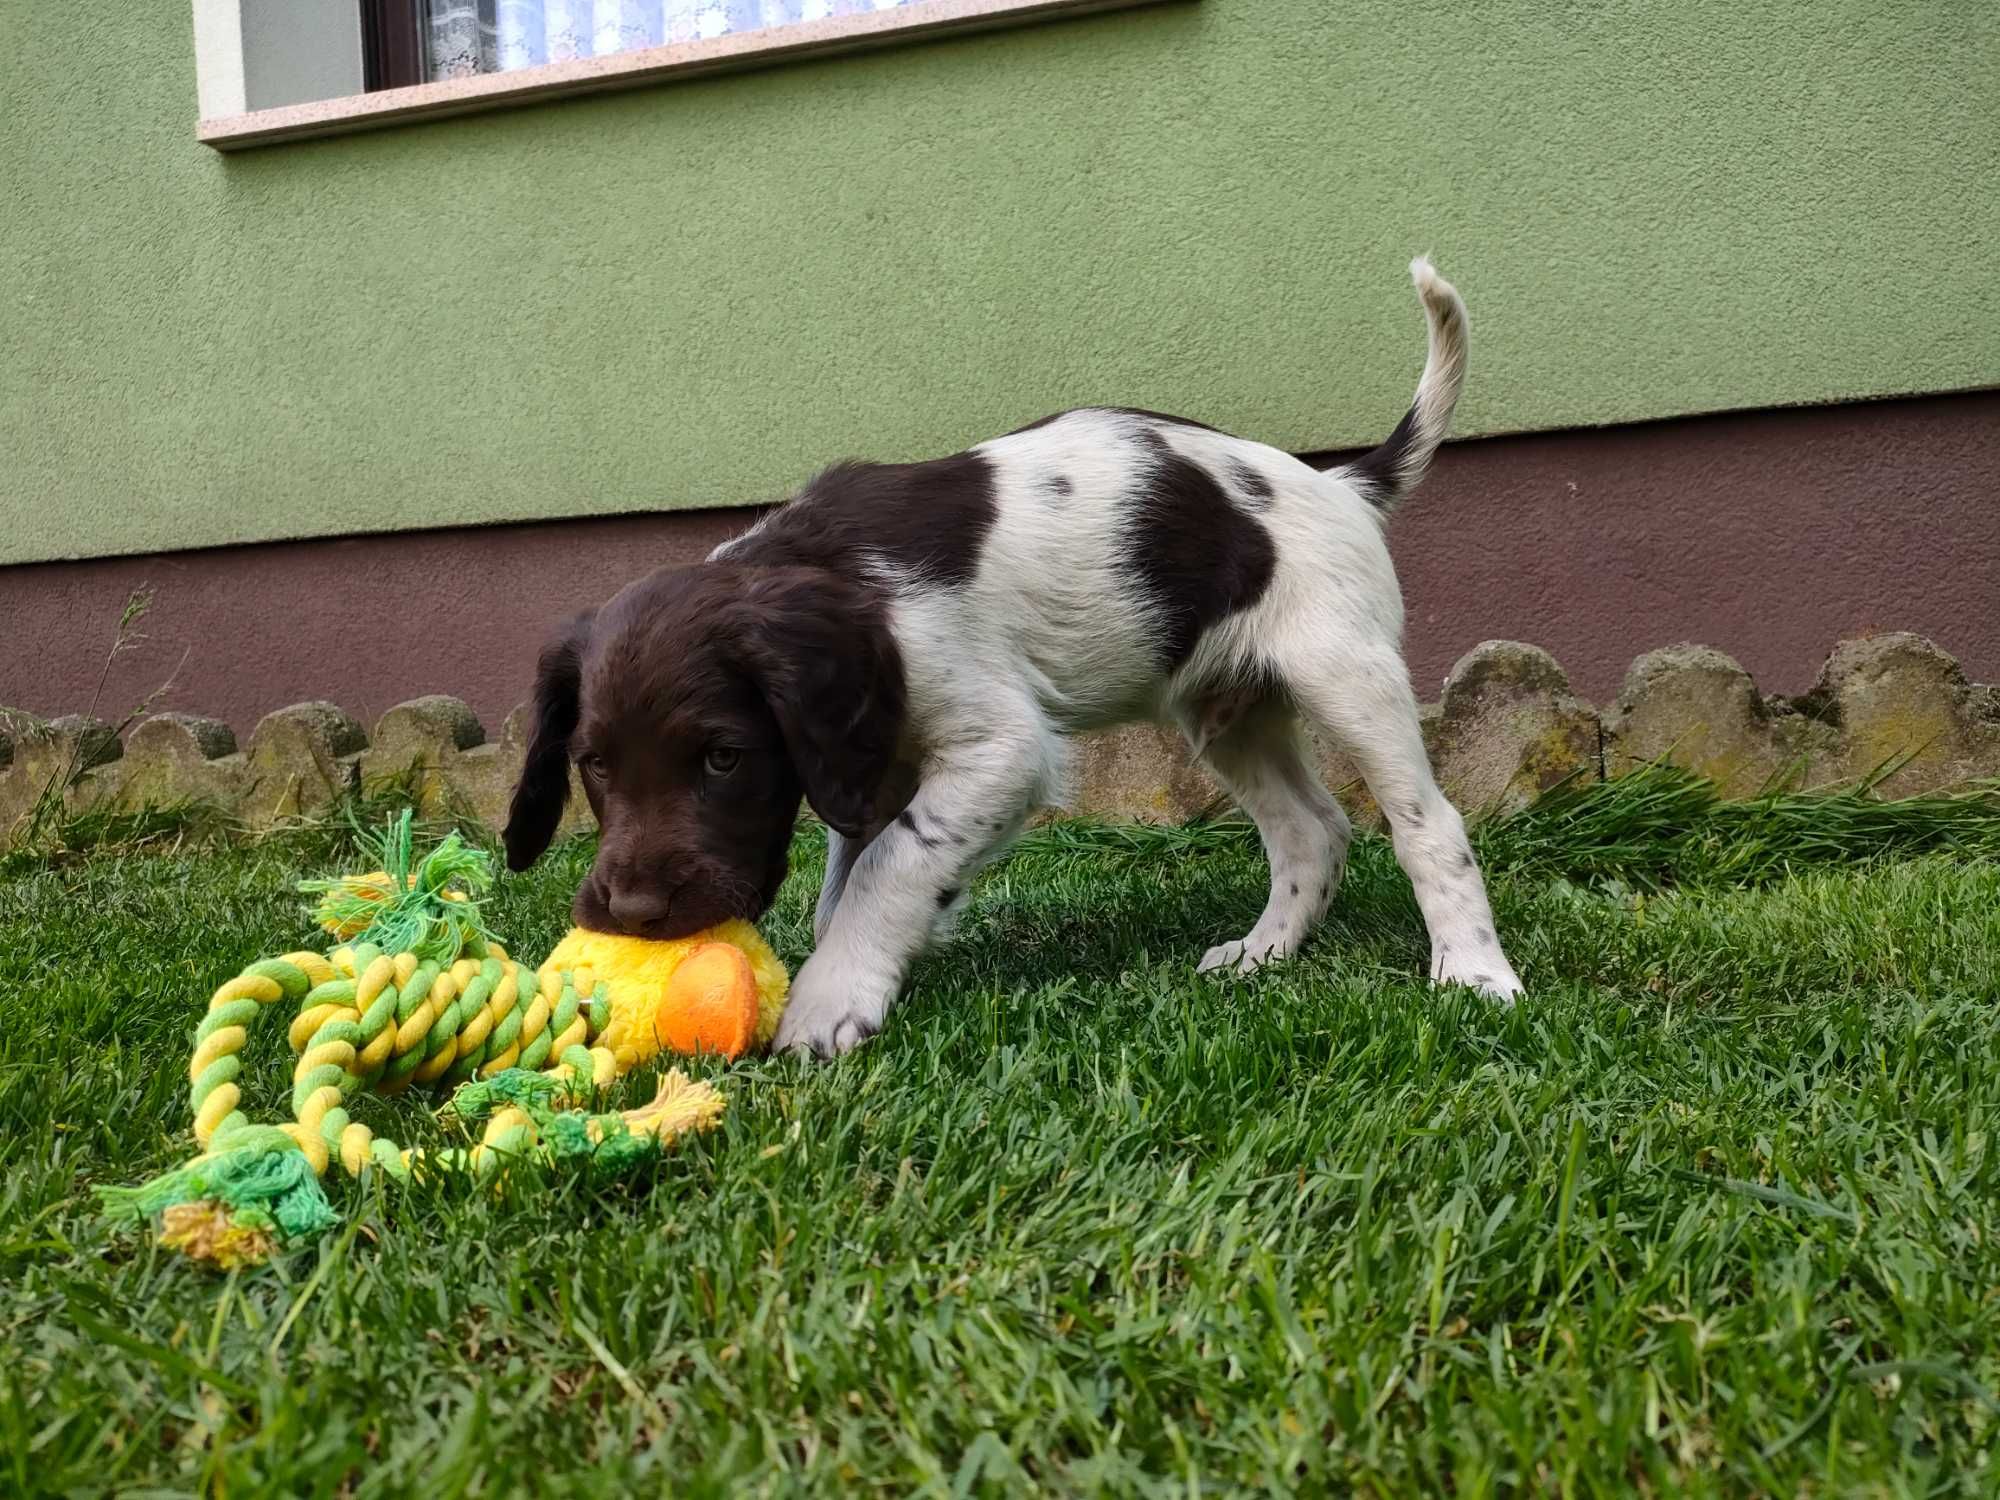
[199,0,1168,151]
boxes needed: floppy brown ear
[504,611,593,872]
[729,569,910,840]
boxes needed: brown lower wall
[3,391,1996,733]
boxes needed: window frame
[195,0,1174,152]
[360,0,426,93]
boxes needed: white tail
[1333,256,1469,514]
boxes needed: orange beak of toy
[654,942,762,1060]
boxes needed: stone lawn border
[4,632,1996,851]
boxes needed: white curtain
[426,0,922,81]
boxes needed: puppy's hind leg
[1188,698,1352,976]
[1279,640,1523,1000]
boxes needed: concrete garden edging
[4,632,1995,851]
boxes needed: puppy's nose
[607,886,672,934]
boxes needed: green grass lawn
[3,777,1998,1495]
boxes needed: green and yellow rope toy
[101,813,789,1268]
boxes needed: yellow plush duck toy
[543,921,790,1066]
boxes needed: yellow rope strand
[180,938,686,1204]
[113,815,755,1269]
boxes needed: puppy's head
[502,565,909,939]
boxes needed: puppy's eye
[703,747,742,777]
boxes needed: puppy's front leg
[814,828,869,945]
[778,738,1044,1057]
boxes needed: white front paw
[1432,946,1524,1003]
[774,968,891,1058]
[1198,939,1247,974]
[1198,931,1294,976]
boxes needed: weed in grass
[1,782,1997,1492]
[11,590,188,858]
[1471,760,2000,891]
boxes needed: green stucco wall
[3,0,1995,567]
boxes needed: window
[418,2,939,85]
[194,0,1170,150]
[361,1,424,90]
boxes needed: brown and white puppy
[505,260,1522,1056]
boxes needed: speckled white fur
[770,260,1521,1056]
